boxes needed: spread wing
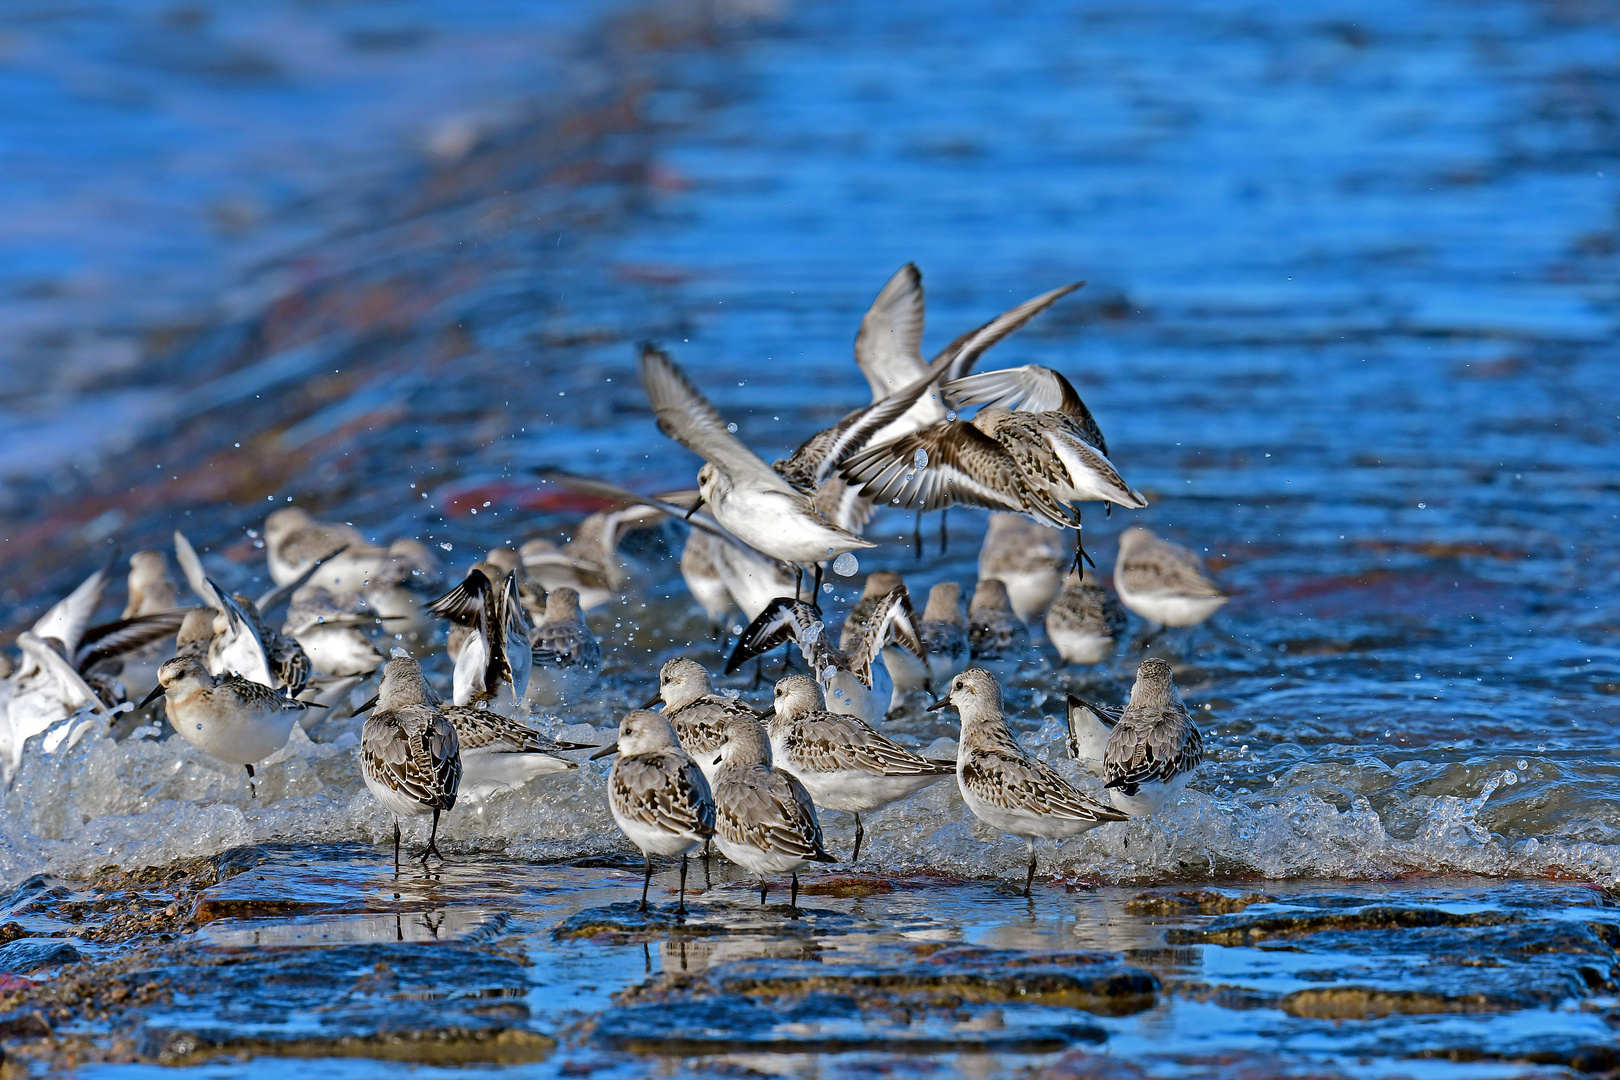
[1105,706,1204,791]
[961,747,1126,823]
[426,568,492,627]
[33,555,116,654]
[840,422,1069,525]
[846,586,926,683]
[933,283,1085,382]
[638,344,791,492]
[173,530,225,614]
[944,364,1107,455]
[854,262,927,399]
[532,470,740,544]
[725,597,824,674]
[17,632,106,711]
[73,609,192,672]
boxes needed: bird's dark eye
[953,680,962,691]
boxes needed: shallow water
[1,0,1619,1073]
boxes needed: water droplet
[1503,770,1518,786]
[832,552,859,576]
[821,665,836,682]
[726,422,738,433]
[946,410,957,422]
[822,582,833,593]
[439,543,453,551]
[1516,758,1528,770]
[913,448,929,469]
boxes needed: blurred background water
[2,0,1620,1072]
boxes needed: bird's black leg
[813,563,824,596]
[393,820,401,874]
[640,853,653,912]
[1024,839,1037,897]
[794,564,804,600]
[852,813,864,863]
[912,512,923,560]
[940,508,949,555]
[759,879,769,907]
[423,808,444,862]
[677,854,690,917]
[244,763,257,799]
[790,871,801,917]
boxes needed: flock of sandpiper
[0,265,1231,906]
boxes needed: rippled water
[2,0,1619,1073]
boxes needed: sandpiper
[639,344,875,574]
[427,564,533,707]
[679,529,736,634]
[359,656,461,865]
[918,582,970,692]
[1046,571,1128,666]
[592,709,716,914]
[440,703,590,799]
[931,668,1126,895]
[728,588,925,724]
[283,587,386,678]
[840,571,928,703]
[967,578,1031,684]
[978,513,1069,622]
[484,547,546,623]
[645,658,757,787]
[122,551,179,618]
[526,586,601,707]
[766,675,954,861]
[1113,527,1229,630]
[1066,658,1204,816]
[264,507,377,592]
[710,709,837,912]
[139,655,318,790]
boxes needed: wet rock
[1169,982,1281,1010]
[0,1011,51,1039]
[1166,905,1516,946]
[1126,889,1277,916]
[553,901,853,943]
[1282,985,1516,1018]
[190,897,338,925]
[146,1026,555,1066]
[797,875,897,897]
[0,940,79,975]
[0,925,23,947]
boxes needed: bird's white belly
[714,833,810,877]
[1117,586,1227,628]
[1107,771,1191,817]
[958,772,1109,840]
[1049,625,1115,665]
[612,804,703,858]
[786,760,946,813]
[996,569,1064,623]
[174,706,296,766]
[881,645,929,695]
[716,491,858,564]
[298,627,383,677]
[365,771,430,818]
[821,669,884,724]
[460,749,571,795]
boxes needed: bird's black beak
[640,691,662,710]
[138,684,165,710]
[350,693,379,718]
[684,495,704,522]
[589,743,620,760]
[927,696,953,713]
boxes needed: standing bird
[931,669,1126,896]
[679,530,735,636]
[427,564,533,707]
[1066,658,1204,816]
[282,588,386,678]
[1113,527,1229,631]
[917,582,970,692]
[593,710,716,914]
[728,589,926,724]
[644,658,757,787]
[977,513,1069,623]
[966,579,1031,684]
[526,587,601,707]
[710,710,837,913]
[766,675,955,861]
[122,551,179,618]
[1046,571,1128,666]
[440,704,591,800]
[359,656,461,866]
[841,571,928,705]
[139,656,318,792]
